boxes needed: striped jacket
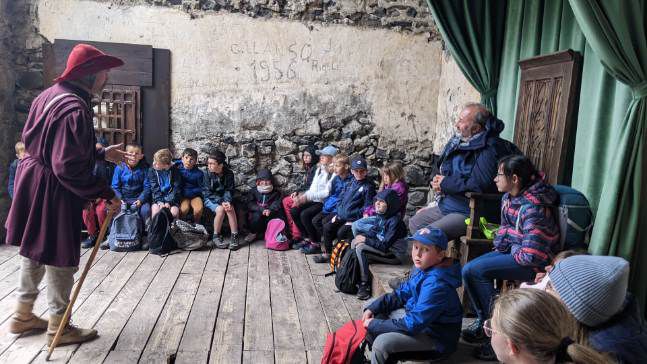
[493,178,560,268]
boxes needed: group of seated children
[359,154,647,363]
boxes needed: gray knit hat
[549,255,629,327]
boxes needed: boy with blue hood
[353,189,408,300]
[362,228,463,364]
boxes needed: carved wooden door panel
[92,85,141,148]
[514,50,582,185]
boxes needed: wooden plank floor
[0,243,486,364]
[0,242,364,364]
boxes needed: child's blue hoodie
[366,260,463,354]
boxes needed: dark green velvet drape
[426,0,507,114]
[568,0,647,317]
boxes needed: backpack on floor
[171,220,209,250]
[265,218,289,251]
[321,319,367,364]
[108,205,143,252]
[554,185,594,251]
[334,248,362,294]
[148,208,177,255]
[329,240,351,274]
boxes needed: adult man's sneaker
[357,282,371,300]
[214,235,229,249]
[312,254,330,264]
[473,341,497,361]
[387,270,411,290]
[461,318,487,343]
[301,243,321,255]
[47,315,97,346]
[81,235,97,249]
[229,233,240,251]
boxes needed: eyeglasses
[483,319,497,337]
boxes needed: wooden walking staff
[46,208,116,361]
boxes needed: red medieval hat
[54,43,124,83]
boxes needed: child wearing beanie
[244,168,283,243]
[548,255,647,363]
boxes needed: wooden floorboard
[209,245,250,364]
[67,253,165,364]
[268,250,304,351]
[110,252,188,357]
[243,243,273,351]
[0,249,121,364]
[0,245,19,266]
[285,251,329,351]
[0,244,495,363]
[139,251,207,360]
[176,248,229,360]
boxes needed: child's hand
[534,272,546,284]
[290,192,298,199]
[164,203,171,209]
[363,318,373,328]
[222,202,232,211]
[362,309,374,323]
[353,235,366,245]
[263,209,271,217]
[134,200,142,207]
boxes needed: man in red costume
[5,44,127,345]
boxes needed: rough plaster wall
[433,50,480,154]
[38,0,442,149]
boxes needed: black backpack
[148,208,177,255]
[334,248,362,294]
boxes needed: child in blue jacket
[111,143,151,223]
[353,189,408,300]
[363,228,463,364]
[319,156,375,256]
[8,141,25,200]
[177,148,205,223]
[149,148,181,219]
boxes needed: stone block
[404,164,426,186]
[275,138,297,156]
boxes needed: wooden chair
[457,50,583,304]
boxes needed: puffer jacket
[493,177,560,267]
[322,173,352,214]
[438,116,520,217]
[364,189,407,253]
[304,164,333,203]
[336,177,376,221]
[366,259,463,354]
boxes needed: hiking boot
[9,302,48,334]
[301,243,321,255]
[388,270,411,290]
[462,318,487,343]
[312,254,330,264]
[243,232,257,244]
[229,233,240,251]
[47,314,97,346]
[99,240,110,250]
[473,341,497,361]
[81,235,97,249]
[214,235,229,249]
[357,282,371,300]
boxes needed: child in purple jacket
[352,162,408,237]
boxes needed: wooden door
[514,50,583,185]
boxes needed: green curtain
[568,0,647,315]
[426,0,507,114]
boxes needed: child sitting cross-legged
[244,168,283,244]
[203,150,240,250]
[149,148,181,219]
[362,228,462,364]
[177,148,205,223]
[353,189,408,300]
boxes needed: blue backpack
[515,185,593,252]
[554,185,593,251]
[108,205,143,252]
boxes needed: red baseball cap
[54,43,124,83]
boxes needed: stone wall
[0,0,477,230]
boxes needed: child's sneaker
[461,318,487,343]
[312,254,330,264]
[81,235,97,249]
[214,235,229,249]
[300,243,321,255]
[357,282,371,300]
[229,233,240,251]
[243,232,257,244]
